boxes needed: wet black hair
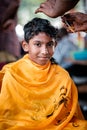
[23,17,59,43]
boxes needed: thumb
[35,8,43,14]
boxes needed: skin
[1,0,20,30]
[35,0,87,33]
[22,32,56,65]
[35,0,79,18]
[1,0,20,22]
[61,12,87,32]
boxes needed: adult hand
[35,0,58,18]
[35,0,79,18]
[61,12,87,32]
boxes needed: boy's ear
[22,41,29,52]
[55,41,57,47]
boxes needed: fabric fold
[0,54,87,130]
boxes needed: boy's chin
[37,60,49,66]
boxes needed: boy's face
[23,32,56,65]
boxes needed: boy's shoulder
[55,63,70,78]
[0,56,24,72]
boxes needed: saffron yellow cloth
[0,54,87,130]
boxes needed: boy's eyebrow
[33,40,54,43]
[48,40,55,43]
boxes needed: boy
[0,17,87,129]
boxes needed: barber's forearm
[55,0,80,16]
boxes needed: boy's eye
[47,41,54,47]
[34,42,41,47]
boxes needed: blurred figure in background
[53,27,87,85]
[0,0,21,69]
[53,27,79,72]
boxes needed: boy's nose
[41,47,48,54]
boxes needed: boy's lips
[38,56,50,60]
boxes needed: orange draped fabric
[0,54,87,130]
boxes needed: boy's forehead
[29,33,55,44]
[31,33,53,40]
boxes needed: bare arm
[1,0,20,28]
[35,0,79,18]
